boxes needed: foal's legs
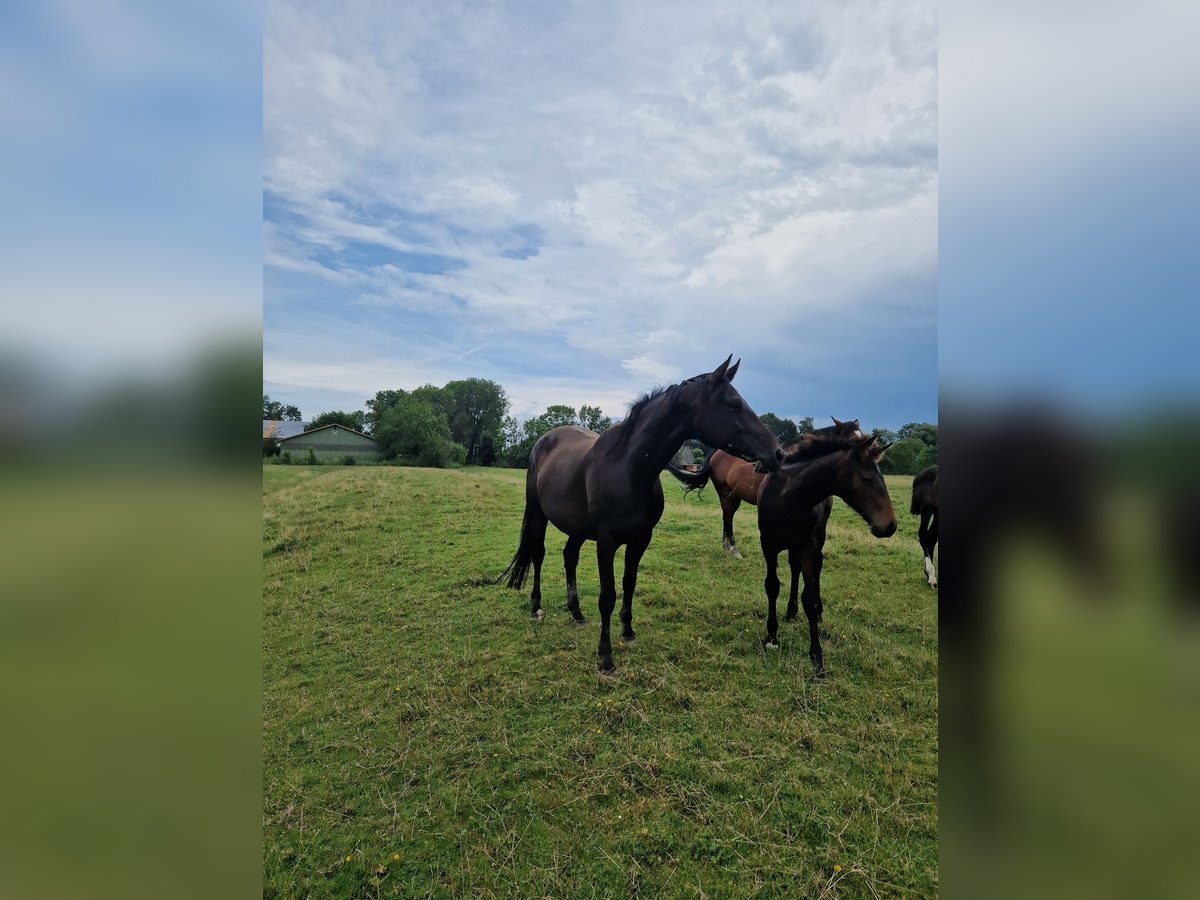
[619,532,651,644]
[763,549,782,648]
[785,547,802,621]
[563,534,587,624]
[919,511,937,588]
[799,544,826,677]
[595,536,619,673]
[527,510,549,620]
[721,493,744,558]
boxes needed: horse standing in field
[911,465,938,588]
[503,356,783,674]
[667,418,864,558]
[756,430,896,677]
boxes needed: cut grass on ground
[264,466,937,898]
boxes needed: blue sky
[263,0,937,429]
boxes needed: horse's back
[911,465,938,513]
[710,451,764,504]
[530,426,598,531]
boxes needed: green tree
[505,405,580,468]
[796,416,815,435]
[263,394,303,422]
[873,427,899,446]
[578,404,613,434]
[442,378,509,465]
[760,412,799,443]
[880,436,926,475]
[365,389,408,433]
[898,422,938,448]
[916,444,938,471]
[374,396,458,467]
[263,394,282,420]
[309,410,367,432]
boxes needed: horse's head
[687,355,783,473]
[835,433,897,538]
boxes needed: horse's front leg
[800,544,825,677]
[619,532,651,644]
[763,549,781,649]
[595,536,619,674]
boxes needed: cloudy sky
[263,0,937,428]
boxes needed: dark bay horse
[911,465,938,588]
[503,356,783,673]
[756,430,896,677]
[667,418,864,557]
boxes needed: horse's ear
[873,440,891,459]
[855,433,878,458]
[832,416,844,427]
[726,358,740,381]
[707,354,734,385]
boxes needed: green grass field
[263,466,937,898]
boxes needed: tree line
[263,386,935,474]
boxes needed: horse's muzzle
[872,520,897,538]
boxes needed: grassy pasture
[263,465,937,898]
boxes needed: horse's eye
[726,400,741,410]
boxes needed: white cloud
[264,0,938,425]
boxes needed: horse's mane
[781,424,862,464]
[604,374,705,457]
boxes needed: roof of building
[278,423,378,444]
[263,420,310,440]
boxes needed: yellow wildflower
[834,864,842,873]
[346,854,353,862]
[393,853,400,861]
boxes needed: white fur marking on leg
[924,556,937,588]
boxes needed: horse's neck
[780,454,841,507]
[616,395,692,484]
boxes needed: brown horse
[911,465,938,588]
[756,430,896,677]
[503,356,783,673]
[667,418,864,558]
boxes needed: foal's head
[686,355,783,473]
[835,434,897,538]
[785,430,897,537]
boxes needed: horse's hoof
[765,640,780,651]
[598,660,617,676]
[530,610,544,621]
[570,616,587,627]
[732,550,744,560]
[620,634,636,645]
[785,612,798,623]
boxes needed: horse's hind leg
[722,494,744,558]
[528,512,549,620]
[563,533,586,625]
[800,544,825,677]
[919,511,937,589]
[785,547,801,621]
[619,532,650,644]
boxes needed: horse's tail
[666,448,715,495]
[501,501,537,589]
